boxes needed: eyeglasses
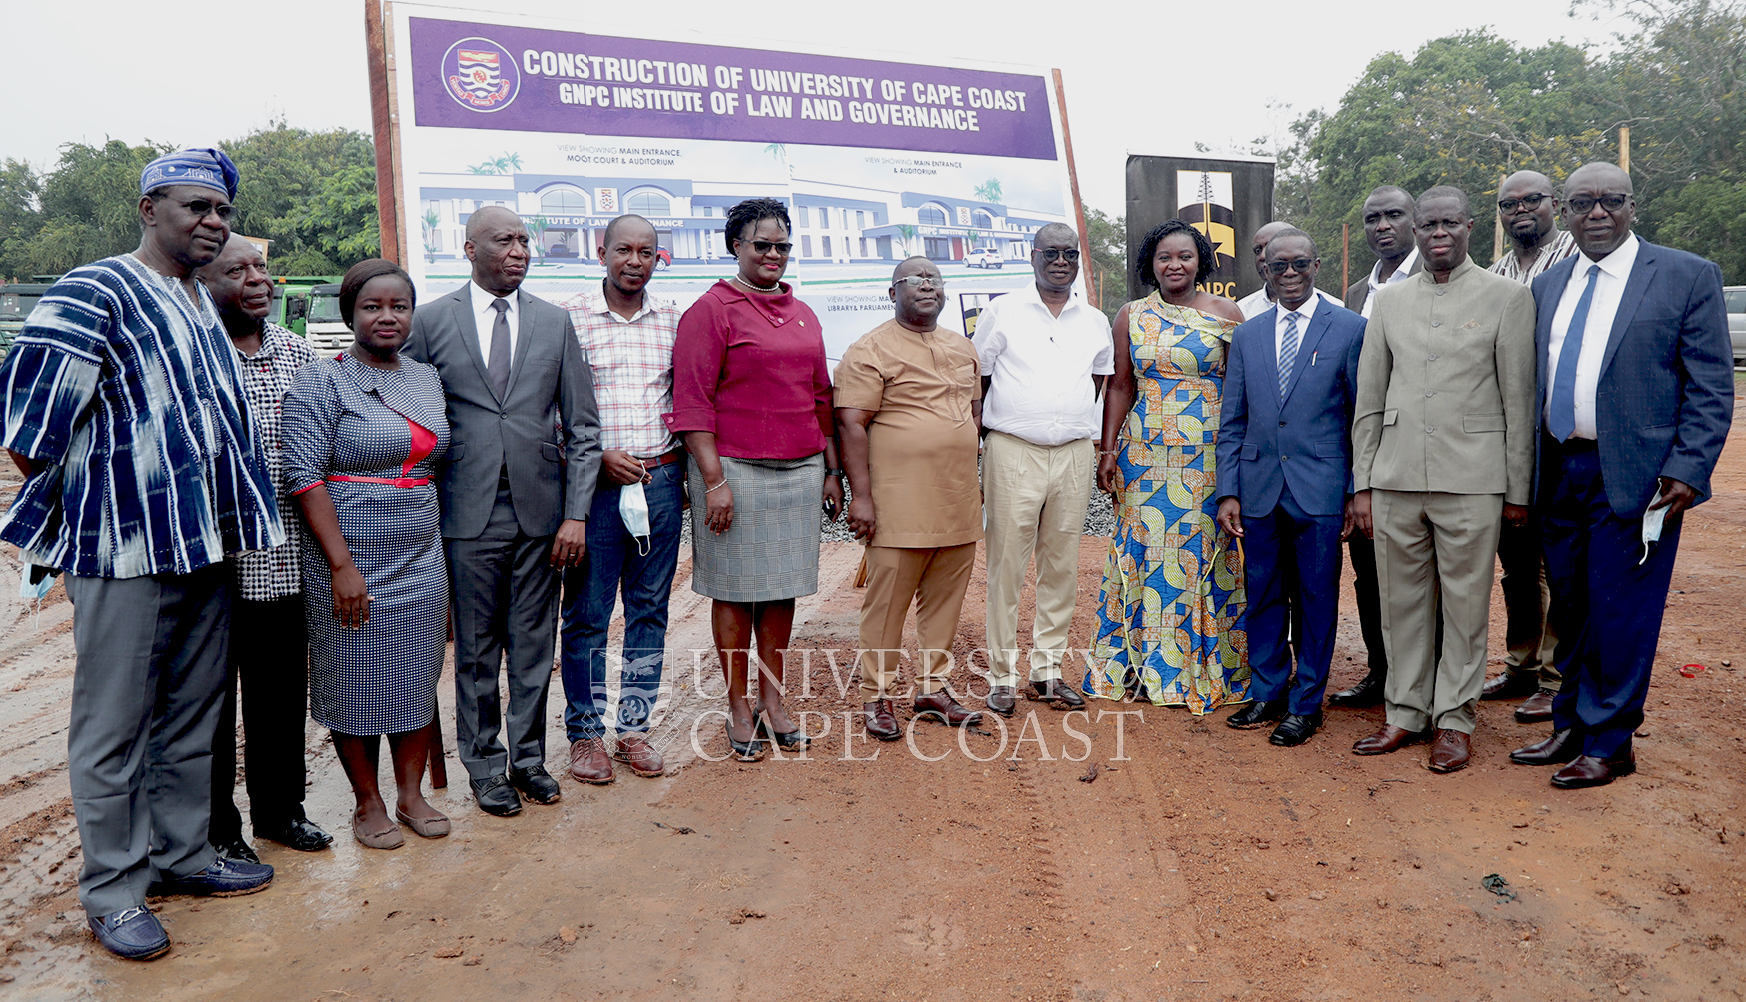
[1266,258,1317,275]
[1497,193,1550,213]
[177,198,235,221]
[740,239,793,255]
[1035,248,1080,262]
[1565,194,1630,214]
[893,275,945,289]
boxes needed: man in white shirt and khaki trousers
[973,223,1115,716]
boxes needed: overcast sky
[8,0,1629,215]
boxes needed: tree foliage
[1269,0,1746,284]
[1082,206,1126,323]
[0,124,379,280]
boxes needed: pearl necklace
[732,275,781,294]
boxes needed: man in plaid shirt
[558,215,683,783]
[197,236,332,859]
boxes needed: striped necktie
[1278,311,1300,401]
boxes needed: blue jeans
[560,458,685,741]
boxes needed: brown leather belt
[637,448,685,469]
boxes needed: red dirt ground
[0,429,1742,1001]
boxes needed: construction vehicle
[0,281,54,361]
[304,283,351,352]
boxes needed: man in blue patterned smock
[0,149,281,961]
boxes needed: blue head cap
[139,147,239,201]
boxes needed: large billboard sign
[1124,154,1275,303]
[382,5,1083,357]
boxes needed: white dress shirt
[1361,247,1420,319]
[469,280,520,363]
[1273,294,1320,370]
[1242,286,1339,320]
[1546,233,1639,440]
[973,283,1115,446]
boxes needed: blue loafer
[88,906,170,960]
[148,856,274,898]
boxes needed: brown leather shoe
[567,737,614,784]
[985,685,1017,717]
[1510,728,1580,766]
[914,691,982,727]
[1514,689,1557,723]
[1551,748,1636,789]
[612,734,665,777]
[1425,729,1471,773]
[1027,678,1085,709]
[862,700,901,742]
[1352,724,1432,756]
[1480,671,1540,701]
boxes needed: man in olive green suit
[1349,185,1536,774]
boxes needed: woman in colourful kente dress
[1084,220,1250,713]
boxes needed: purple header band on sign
[409,17,1058,161]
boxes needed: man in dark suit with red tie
[1510,162,1733,788]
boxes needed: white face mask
[619,480,651,556]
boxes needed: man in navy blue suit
[1510,162,1733,788]
[1216,229,1366,746]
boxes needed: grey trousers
[1372,490,1503,734]
[65,565,229,916]
[446,488,560,781]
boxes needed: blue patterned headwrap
[139,148,239,201]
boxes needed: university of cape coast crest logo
[442,36,518,112]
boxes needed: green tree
[973,178,1004,204]
[226,123,379,273]
[0,159,45,280]
[1582,0,1746,276]
[13,140,172,275]
[1282,31,1611,281]
[1082,205,1126,322]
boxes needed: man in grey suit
[1349,185,1535,774]
[404,207,602,817]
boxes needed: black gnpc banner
[1124,155,1275,303]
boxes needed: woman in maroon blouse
[668,198,843,760]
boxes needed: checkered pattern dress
[282,353,450,736]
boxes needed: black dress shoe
[1328,671,1385,708]
[255,816,334,852]
[1514,689,1557,723]
[470,775,523,816]
[755,714,809,752]
[1509,728,1581,766]
[211,836,260,864]
[1027,678,1085,709]
[1480,671,1541,701]
[1551,748,1636,789]
[1226,699,1287,729]
[1269,711,1323,746]
[508,765,562,805]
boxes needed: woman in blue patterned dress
[1084,220,1250,713]
[283,259,451,850]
